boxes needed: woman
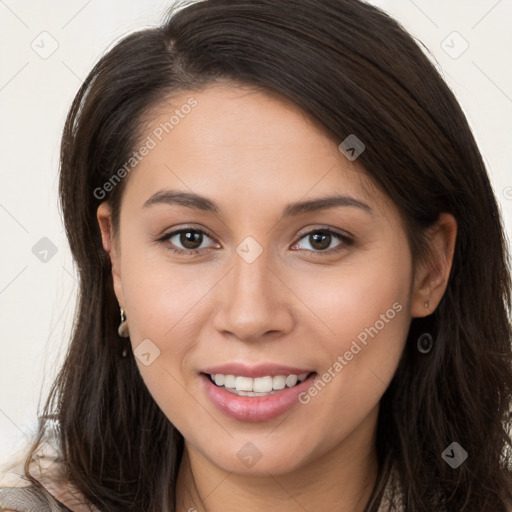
[1,0,511,510]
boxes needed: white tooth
[272,375,286,390]
[224,375,236,388]
[213,373,305,392]
[253,376,273,393]
[285,374,298,387]
[225,388,275,397]
[235,376,253,392]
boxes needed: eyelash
[155,225,354,257]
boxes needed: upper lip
[201,363,315,378]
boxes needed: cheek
[117,248,211,432]
[115,244,214,422]
[118,229,212,335]
[289,243,413,414]
[288,242,412,350]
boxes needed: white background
[1,0,511,466]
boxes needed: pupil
[310,232,330,250]
[181,230,202,249]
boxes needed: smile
[208,372,310,396]
[200,369,317,422]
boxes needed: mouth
[200,369,318,422]
[204,371,313,397]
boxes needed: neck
[175,409,380,512]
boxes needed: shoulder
[0,440,90,512]
[0,457,69,511]
[0,456,97,512]
[0,480,70,512]
[1,417,100,512]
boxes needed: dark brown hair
[20,0,512,510]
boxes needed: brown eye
[177,230,204,250]
[308,232,332,251]
[157,227,218,255]
[294,229,351,253]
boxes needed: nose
[212,248,294,342]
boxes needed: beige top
[0,450,99,511]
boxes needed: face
[97,82,447,477]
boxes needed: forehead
[123,82,387,215]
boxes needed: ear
[97,202,125,309]
[411,212,457,318]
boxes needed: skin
[97,82,457,511]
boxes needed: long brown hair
[21,1,512,510]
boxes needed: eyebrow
[143,189,373,217]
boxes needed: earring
[417,332,434,354]
[118,308,130,338]
[424,300,430,309]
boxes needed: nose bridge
[232,247,271,303]
[213,243,293,340]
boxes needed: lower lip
[201,373,316,422]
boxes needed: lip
[200,371,317,423]
[201,363,314,379]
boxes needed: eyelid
[157,224,216,240]
[294,225,354,242]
